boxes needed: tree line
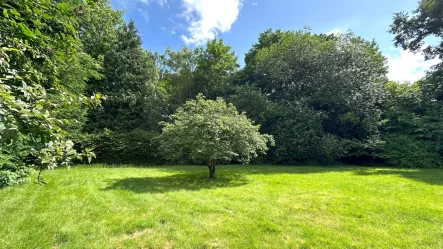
[1,0,442,186]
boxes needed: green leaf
[32,20,42,26]
[18,23,34,38]
[56,3,68,11]
[9,9,20,17]
[25,5,32,14]
[41,13,50,19]
[33,8,41,15]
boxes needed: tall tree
[158,39,238,110]
[418,68,443,163]
[244,29,285,66]
[390,0,443,60]
[193,39,239,99]
[158,47,198,109]
[57,0,124,136]
[377,81,441,168]
[69,0,123,59]
[390,0,443,166]
[87,20,157,132]
[243,30,388,163]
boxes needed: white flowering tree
[159,95,274,178]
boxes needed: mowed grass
[0,165,442,249]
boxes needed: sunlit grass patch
[1,165,442,248]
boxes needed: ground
[0,165,442,249]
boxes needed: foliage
[376,134,441,168]
[419,66,443,159]
[243,28,286,83]
[251,30,387,112]
[158,39,238,106]
[193,39,239,99]
[241,29,387,164]
[55,52,103,136]
[269,104,345,164]
[86,20,158,132]
[0,0,99,186]
[270,104,324,164]
[158,95,274,178]
[390,0,443,60]
[377,81,442,168]
[73,0,123,59]
[388,0,443,167]
[76,129,160,165]
[2,0,443,186]
[0,155,34,187]
[244,29,285,66]
[228,84,273,125]
[157,47,198,109]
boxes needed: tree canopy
[1,0,442,187]
[158,95,274,178]
[390,0,443,60]
[388,0,443,167]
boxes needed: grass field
[0,165,442,249]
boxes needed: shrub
[318,134,345,164]
[270,104,325,164]
[76,129,161,165]
[0,157,34,188]
[377,134,442,168]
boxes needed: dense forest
[1,0,442,186]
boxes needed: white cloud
[131,0,167,6]
[180,0,243,45]
[386,48,440,83]
[252,2,258,5]
[117,0,167,7]
[158,0,168,7]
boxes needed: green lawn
[0,165,442,249]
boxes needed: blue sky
[112,0,440,82]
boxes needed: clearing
[0,165,442,248]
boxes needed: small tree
[158,95,274,178]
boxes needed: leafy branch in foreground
[0,0,100,186]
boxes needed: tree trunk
[208,165,216,179]
[37,167,46,185]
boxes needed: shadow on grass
[102,170,248,194]
[149,165,443,186]
[352,168,443,186]
[99,165,443,194]
[242,165,443,186]
[150,165,358,175]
